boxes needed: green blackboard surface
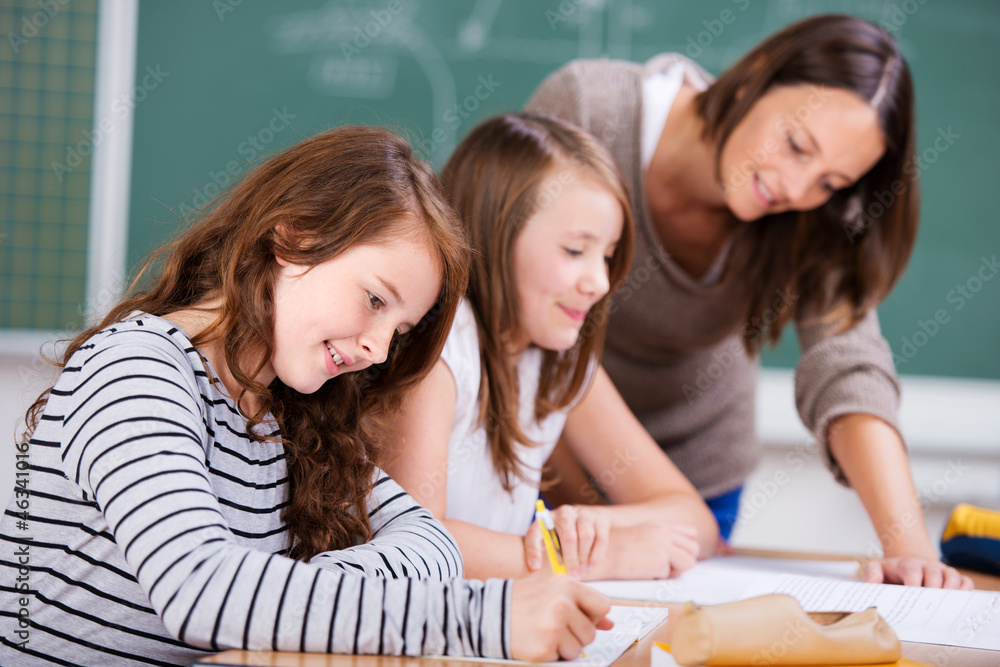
[1,0,98,332]
[128,0,1000,380]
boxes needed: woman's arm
[550,366,719,578]
[796,308,971,589]
[827,414,972,589]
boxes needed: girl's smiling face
[510,169,624,354]
[266,229,442,394]
[718,84,885,221]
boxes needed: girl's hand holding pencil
[510,571,615,662]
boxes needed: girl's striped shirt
[0,314,510,666]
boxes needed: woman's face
[510,168,624,353]
[267,227,443,394]
[718,84,885,221]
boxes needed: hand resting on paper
[862,556,974,590]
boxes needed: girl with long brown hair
[0,126,612,666]
[526,14,972,589]
[384,113,718,581]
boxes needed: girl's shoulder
[56,312,202,393]
[72,311,194,358]
[441,299,479,360]
[439,299,482,397]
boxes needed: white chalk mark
[458,0,503,53]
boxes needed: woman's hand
[583,521,700,581]
[524,505,612,576]
[510,571,614,662]
[862,556,974,590]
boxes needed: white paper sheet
[742,574,1000,651]
[565,605,669,667]
[588,555,860,605]
[588,555,1000,651]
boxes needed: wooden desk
[197,550,1000,667]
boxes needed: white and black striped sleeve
[309,473,463,581]
[56,332,511,657]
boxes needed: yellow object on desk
[534,499,567,574]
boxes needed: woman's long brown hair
[441,113,634,492]
[696,14,918,350]
[23,126,469,560]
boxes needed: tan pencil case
[670,594,901,665]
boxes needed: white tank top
[440,300,591,535]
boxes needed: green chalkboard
[128,0,1000,380]
[1,0,98,332]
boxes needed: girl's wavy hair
[696,14,918,350]
[23,125,469,560]
[440,112,634,491]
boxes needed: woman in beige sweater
[527,14,972,589]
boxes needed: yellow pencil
[535,500,567,574]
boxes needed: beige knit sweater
[526,54,902,498]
